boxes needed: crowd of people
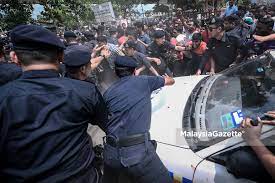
[0,1,275,182]
[60,1,275,84]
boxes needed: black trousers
[102,141,173,183]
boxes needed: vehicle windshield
[185,53,275,151]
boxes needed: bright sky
[134,4,155,13]
[32,4,44,19]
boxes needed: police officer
[102,56,175,183]
[147,30,186,76]
[0,25,108,182]
[124,40,159,76]
[64,45,110,83]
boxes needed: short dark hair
[134,22,144,30]
[65,61,88,72]
[14,49,61,66]
[224,15,238,24]
[125,29,138,40]
[258,17,274,30]
[65,37,77,43]
[115,66,135,78]
[65,65,82,75]
[96,36,107,43]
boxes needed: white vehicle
[150,50,275,183]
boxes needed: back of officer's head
[114,56,137,78]
[10,25,65,67]
[64,45,92,80]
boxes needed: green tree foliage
[0,0,33,30]
[38,0,94,29]
[153,4,169,13]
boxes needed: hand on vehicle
[241,117,263,145]
[196,69,201,75]
[209,69,215,76]
[162,73,175,86]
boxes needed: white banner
[92,2,115,23]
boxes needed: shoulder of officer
[63,76,97,93]
[0,62,22,86]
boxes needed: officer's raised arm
[147,74,175,92]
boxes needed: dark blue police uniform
[147,30,174,76]
[102,56,173,183]
[0,62,22,86]
[64,45,102,87]
[0,25,108,183]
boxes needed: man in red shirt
[183,33,207,75]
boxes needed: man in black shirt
[198,17,241,74]
[147,30,186,76]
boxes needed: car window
[183,54,275,151]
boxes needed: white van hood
[150,75,207,147]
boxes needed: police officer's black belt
[106,133,150,147]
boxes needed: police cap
[154,30,165,39]
[64,45,91,67]
[64,31,77,38]
[10,25,65,51]
[115,56,137,68]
